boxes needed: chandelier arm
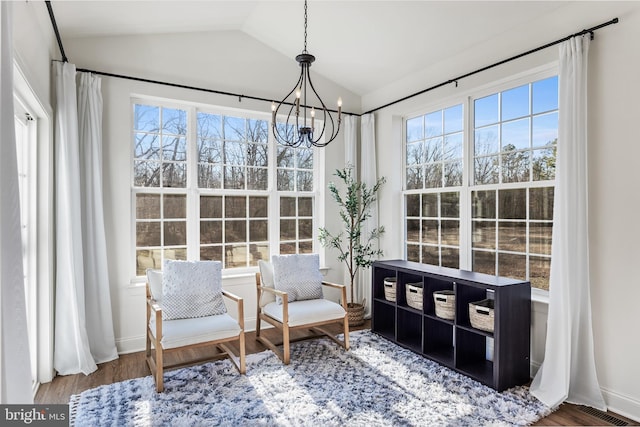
[306,69,341,146]
[273,101,297,146]
[273,72,304,116]
[272,0,342,148]
[272,71,305,147]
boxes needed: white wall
[63,30,359,354]
[12,1,57,385]
[368,1,640,421]
[65,2,640,420]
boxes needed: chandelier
[271,0,342,148]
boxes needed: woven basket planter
[433,290,455,320]
[383,277,397,302]
[469,298,495,332]
[347,303,365,326]
[406,282,423,310]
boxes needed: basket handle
[475,306,491,315]
[384,283,393,288]
[435,296,447,302]
[409,288,418,294]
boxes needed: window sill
[531,288,549,304]
[129,266,332,288]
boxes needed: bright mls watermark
[1,405,68,426]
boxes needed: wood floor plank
[35,321,638,426]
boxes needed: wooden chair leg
[155,342,164,392]
[145,330,151,359]
[343,315,350,350]
[239,331,246,374]
[283,323,290,365]
[256,312,262,338]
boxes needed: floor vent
[577,406,629,426]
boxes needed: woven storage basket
[433,290,455,320]
[383,277,397,302]
[406,282,423,310]
[347,303,365,326]
[469,298,495,332]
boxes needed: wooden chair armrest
[222,290,242,302]
[147,297,162,315]
[146,297,163,339]
[222,290,244,330]
[322,282,348,310]
[259,286,288,322]
[321,281,346,290]
[260,286,288,300]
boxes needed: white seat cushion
[149,313,241,350]
[263,299,346,327]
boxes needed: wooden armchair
[255,256,349,364]
[146,262,245,392]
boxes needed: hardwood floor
[36,321,637,426]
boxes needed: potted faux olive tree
[319,166,385,326]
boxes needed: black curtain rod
[363,17,619,115]
[46,0,617,119]
[74,68,358,116]
[77,17,618,118]
[45,1,67,63]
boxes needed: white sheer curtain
[530,36,606,410]
[54,63,117,375]
[344,115,358,175]
[359,113,378,316]
[0,1,33,403]
[77,73,118,364]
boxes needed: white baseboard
[115,335,146,355]
[601,386,640,422]
[526,361,640,423]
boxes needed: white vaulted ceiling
[50,1,618,97]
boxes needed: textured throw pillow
[161,260,227,320]
[258,260,276,307]
[272,254,323,304]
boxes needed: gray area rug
[70,330,551,426]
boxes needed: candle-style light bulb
[311,107,315,129]
[271,101,276,123]
[337,97,342,119]
[295,89,301,115]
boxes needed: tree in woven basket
[319,166,385,321]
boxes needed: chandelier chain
[271,0,342,147]
[303,0,308,53]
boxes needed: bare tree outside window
[133,101,319,276]
[404,75,557,291]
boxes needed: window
[405,104,463,270]
[276,144,315,255]
[14,97,37,386]
[404,74,558,291]
[406,192,460,269]
[406,104,463,189]
[133,100,321,276]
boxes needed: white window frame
[13,60,56,388]
[14,95,37,389]
[402,65,558,296]
[131,97,324,280]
